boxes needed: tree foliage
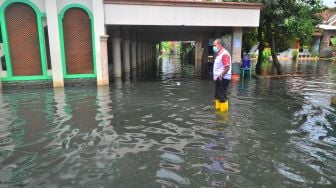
[207,0,324,74]
[256,0,324,75]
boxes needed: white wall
[105,4,260,27]
[30,0,45,12]
[57,0,92,13]
[0,0,45,12]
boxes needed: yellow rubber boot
[220,101,229,112]
[215,100,220,110]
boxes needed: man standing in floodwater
[213,38,231,112]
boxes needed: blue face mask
[213,46,219,53]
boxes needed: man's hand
[219,66,230,80]
[218,73,224,80]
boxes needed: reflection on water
[0,58,335,187]
[259,60,335,77]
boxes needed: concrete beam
[127,26,232,42]
[105,3,260,27]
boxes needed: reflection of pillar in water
[114,78,123,90]
[95,86,118,163]
[53,88,70,125]
[131,68,137,80]
[96,86,113,127]
[0,91,14,153]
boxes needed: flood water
[0,58,336,187]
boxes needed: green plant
[331,38,336,50]
[262,48,271,60]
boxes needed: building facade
[0,0,261,89]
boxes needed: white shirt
[213,49,232,81]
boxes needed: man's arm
[219,65,230,80]
[219,54,230,80]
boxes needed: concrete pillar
[131,41,137,72]
[110,26,122,78]
[130,32,137,70]
[150,44,153,70]
[92,0,109,86]
[122,40,131,78]
[151,44,154,60]
[149,44,152,70]
[45,0,64,87]
[232,27,243,64]
[150,44,153,60]
[137,39,142,74]
[142,42,146,72]
[153,44,156,68]
[111,38,122,78]
[143,43,147,72]
[99,35,110,85]
[156,43,160,59]
[122,27,131,75]
[146,43,150,71]
[195,39,203,76]
[202,33,210,76]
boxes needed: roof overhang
[317,24,336,30]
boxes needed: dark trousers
[215,79,230,102]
